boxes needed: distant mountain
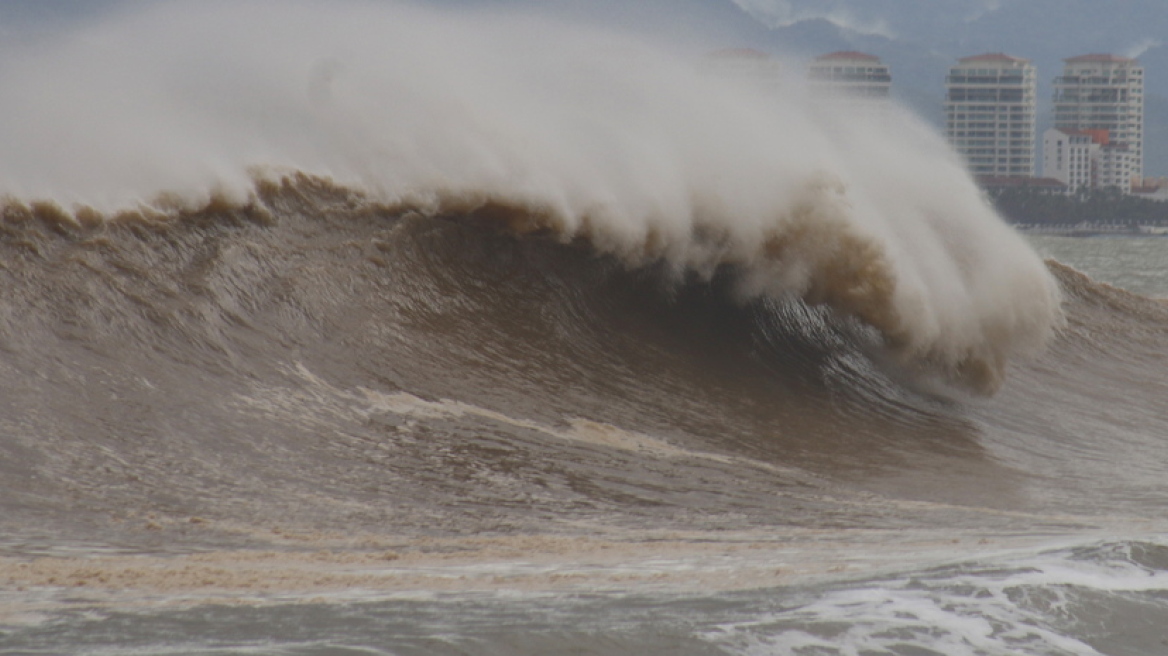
[6,0,1164,173]
[424,0,1168,174]
[729,0,1168,175]
[731,0,1168,87]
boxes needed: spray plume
[0,0,1061,393]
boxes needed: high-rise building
[1043,128,1101,192]
[807,51,891,100]
[945,53,1037,178]
[704,48,782,91]
[1053,54,1144,188]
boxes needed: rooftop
[1051,127,1111,145]
[708,48,773,60]
[1064,53,1137,64]
[814,51,881,63]
[958,53,1030,64]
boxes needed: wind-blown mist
[0,0,1060,393]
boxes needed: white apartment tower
[945,53,1037,178]
[807,51,891,100]
[1043,128,1097,192]
[1053,54,1144,188]
[704,48,782,92]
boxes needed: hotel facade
[945,53,1038,178]
[704,48,783,91]
[807,51,892,100]
[1052,54,1144,188]
[1043,127,1137,192]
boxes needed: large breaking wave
[0,0,1060,392]
[6,6,1168,654]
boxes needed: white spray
[0,0,1062,392]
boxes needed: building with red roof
[704,48,782,91]
[815,51,881,62]
[945,53,1037,178]
[807,51,891,100]
[1053,53,1143,187]
[1064,54,1137,65]
[1043,127,1137,192]
[959,53,1029,65]
[707,48,772,61]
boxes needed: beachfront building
[704,48,782,91]
[945,53,1037,178]
[1135,177,1168,200]
[1042,127,1137,192]
[1053,54,1144,188]
[1043,128,1098,192]
[1097,142,1137,190]
[807,51,891,101]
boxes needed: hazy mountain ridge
[732,0,1168,175]
[3,0,1164,174]
[465,0,1168,175]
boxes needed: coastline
[1013,222,1168,237]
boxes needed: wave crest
[0,1,1062,393]
[3,166,1060,395]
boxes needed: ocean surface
[1,3,1166,655]
[1027,234,1168,301]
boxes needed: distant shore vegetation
[987,186,1168,227]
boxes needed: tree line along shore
[988,186,1168,230]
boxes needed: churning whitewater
[0,0,1060,393]
[3,2,1167,655]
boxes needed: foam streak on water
[2,536,1167,655]
[712,538,1168,656]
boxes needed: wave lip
[386,164,1062,395]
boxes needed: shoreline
[1013,222,1168,237]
